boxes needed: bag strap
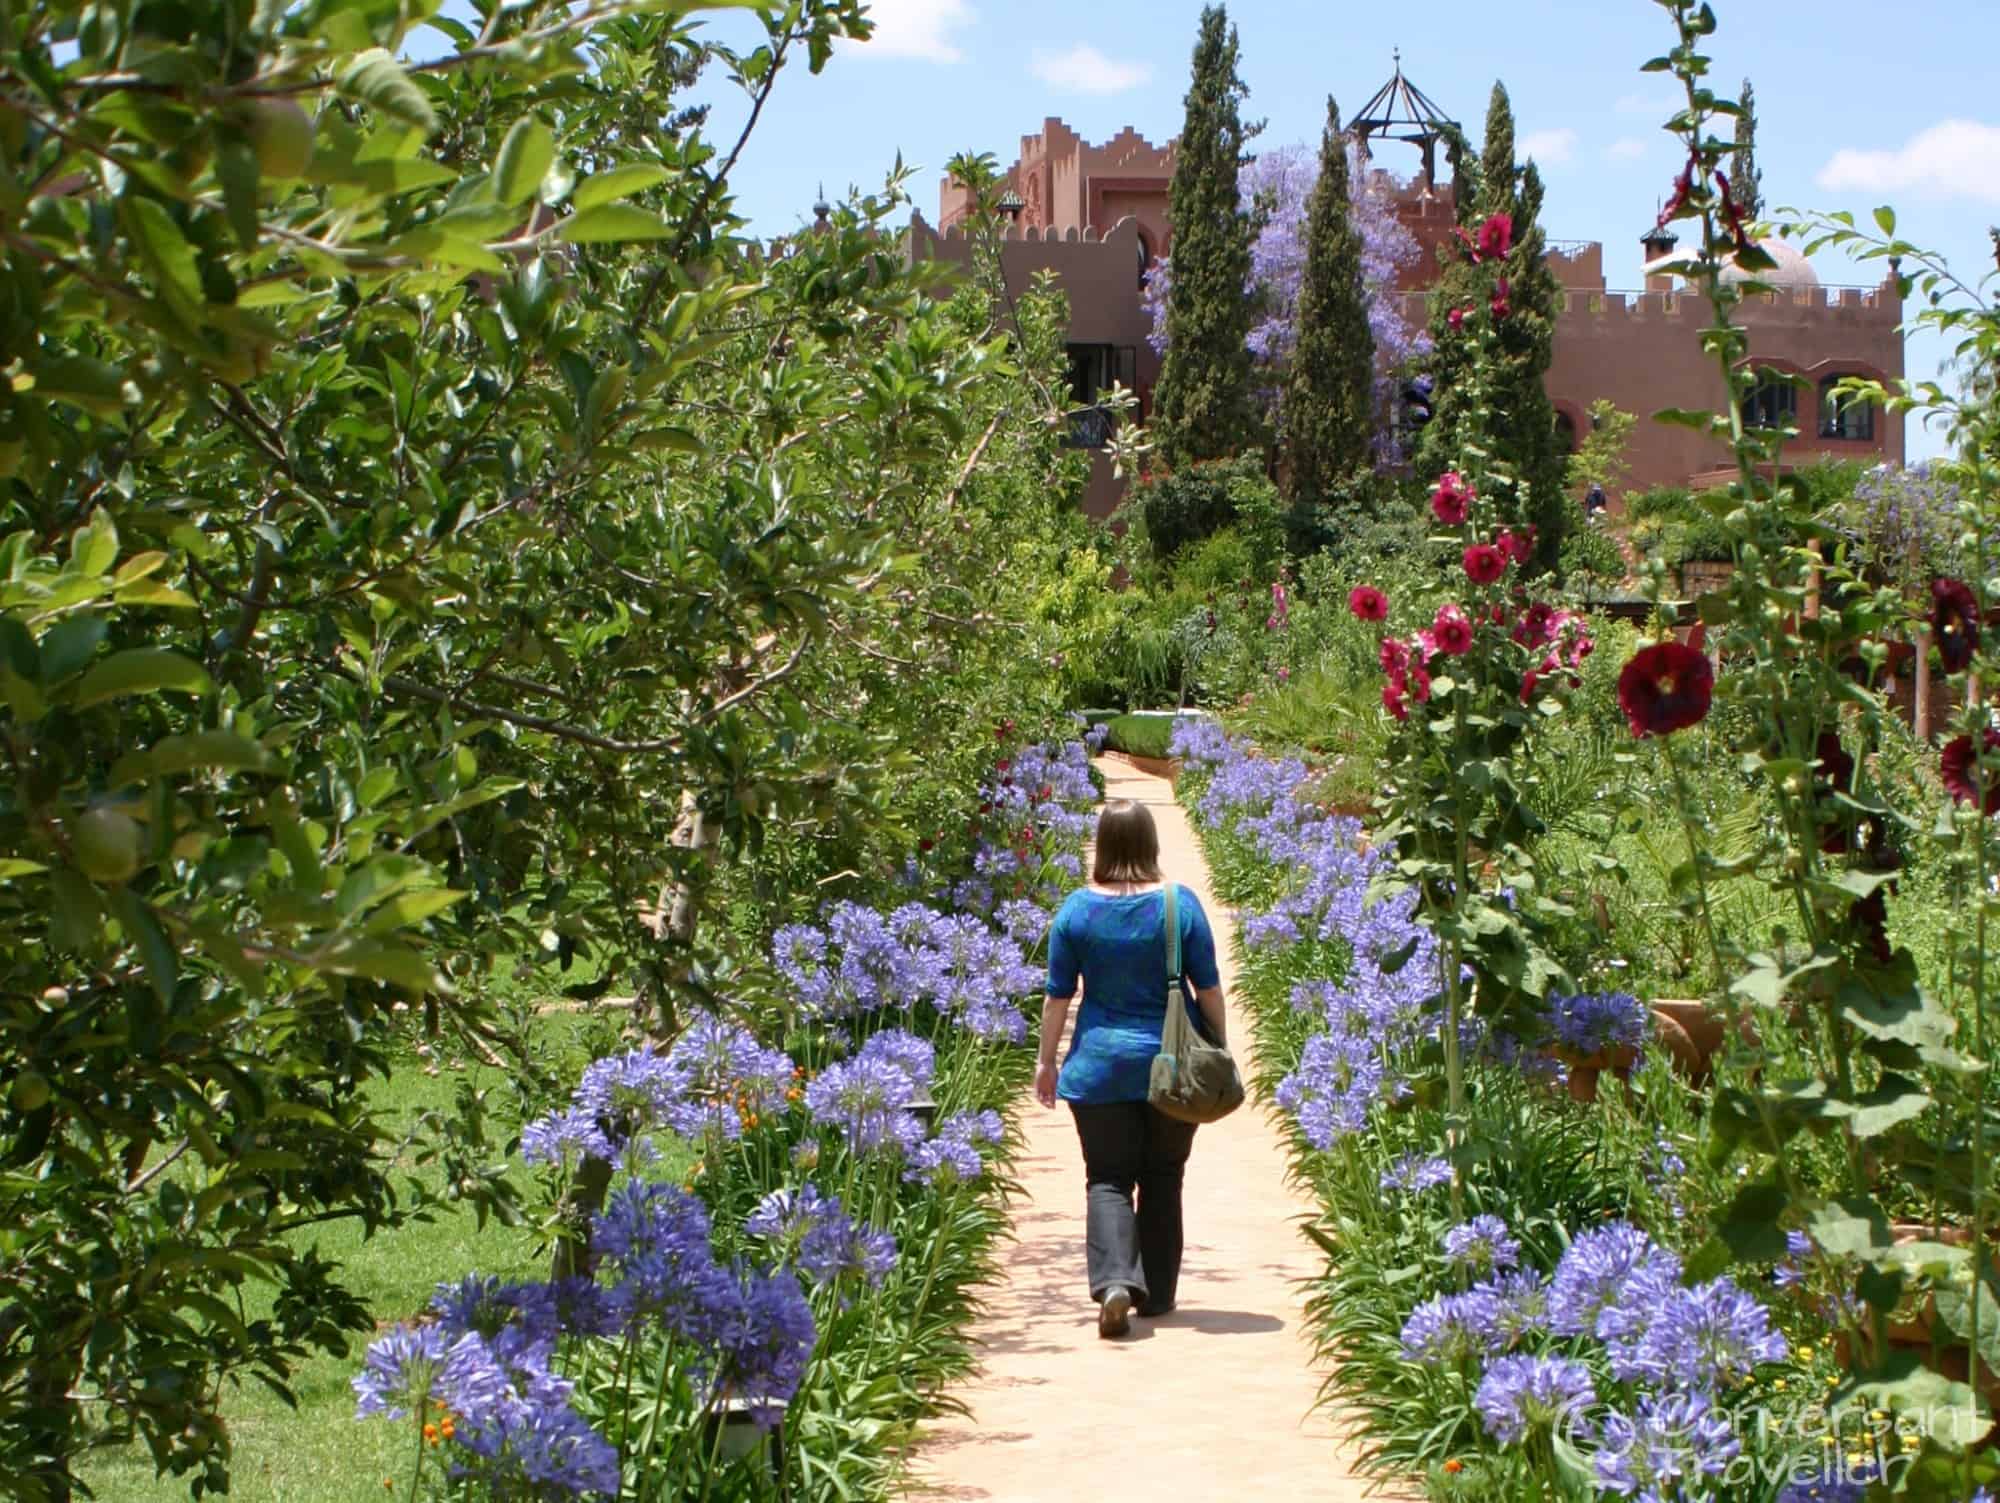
[1163,883,1181,981]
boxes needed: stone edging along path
[904,757,1376,1502]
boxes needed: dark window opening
[1554,410,1579,454]
[1745,371,1798,430]
[1818,376,1875,441]
[1064,344,1137,448]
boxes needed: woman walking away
[1035,798,1228,1338]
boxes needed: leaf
[1873,205,1897,236]
[494,118,555,207]
[120,197,204,314]
[1653,407,1722,434]
[109,731,272,789]
[1834,1074,1933,1139]
[109,889,178,1007]
[336,49,437,135]
[1804,1197,1892,1258]
[1842,1350,1983,1448]
[73,647,212,707]
[320,938,444,993]
[630,427,702,453]
[39,616,108,681]
[362,887,468,936]
[216,138,262,251]
[1683,1180,1789,1279]
[573,164,670,211]
[556,204,675,244]
[0,859,47,881]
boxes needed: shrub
[1556,526,1626,588]
[1128,456,1280,564]
[1102,714,1181,759]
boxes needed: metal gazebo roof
[1347,51,1459,186]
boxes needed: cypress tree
[1730,79,1763,223]
[1283,96,1375,517]
[1153,4,1257,469]
[1416,82,1568,568]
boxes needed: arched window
[1553,410,1578,454]
[1818,375,1876,441]
[1745,370,1798,430]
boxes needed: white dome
[1720,237,1820,289]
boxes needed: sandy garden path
[905,756,1376,1502]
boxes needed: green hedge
[1102,714,1179,759]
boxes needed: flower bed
[347,739,1100,1501]
[1170,722,1949,1503]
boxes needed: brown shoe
[1098,1287,1132,1339]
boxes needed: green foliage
[1282,98,1375,515]
[1564,398,1637,497]
[1556,526,1626,590]
[1152,5,1260,468]
[1101,714,1180,759]
[1417,83,1568,571]
[1730,78,1764,225]
[0,2,1085,1495]
[1129,456,1281,564]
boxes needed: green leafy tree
[0,1,1089,1496]
[1152,4,1258,469]
[1418,83,1567,569]
[1730,78,1764,223]
[1283,97,1376,527]
[1565,400,1638,496]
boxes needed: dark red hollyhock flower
[1942,730,2000,815]
[1616,640,1715,737]
[1349,585,1389,621]
[1408,663,1433,703]
[1714,170,1754,254]
[1476,212,1514,263]
[1496,529,1533,565]
[919,838,935,852]
[1432,604,1475,656]
[1520,669,1542,703]
[995,758,1011,773]
[1659,149,1699,230]
[1382,683,1409,721]
[1850,885,1893,966]
[1512,599,1557,649]
[1932,577,1980,674]
[1463,544,1507,585]
[1489,277,1512,321]
[1447,305,1468,332]
[1380,636,1411,680]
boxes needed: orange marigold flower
[1444,1458,1464,1475]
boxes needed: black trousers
[1069,1102,1198,1311]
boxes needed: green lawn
[77,1009,601,1502]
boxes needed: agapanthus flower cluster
[524,1016,795,1170]
[746,1184,897,1289]
[1379,1151,1454,1195]
[357,1178,820,1492]
[1474,1354,1596,1445]
[1444,1215,1523,1275]
[804,1028,933,1154]
[773,898,1041,1040]
[1545,991,1649,1059]
[904,1108,1006,1188]
[1594,1389,1740,1499]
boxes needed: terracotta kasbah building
[907,62,1904,520]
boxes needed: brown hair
[1092,800,1163,885]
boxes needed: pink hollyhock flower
[1942,730,2000,814]
[1512,600,1557,649]
[1350,585,1389,622]
[1380,637,1411,679]
[1415,629,1438,660]
[1276,667,1290,683]
[1432,604,1475,656]
[1383,683,1409,721]
[1659,149,1699,229]
[1617,640,1714,737]
[1463,544,1507,586]
[1497,529,1533,565]
[1490,277,1511,320]
[1476,212,1514,262]
[1432,472,1473,526]
[1447,305,1467,332]
[1715,169,1754,253]
[1409,663,1433,703]
[1520,669,1541,703]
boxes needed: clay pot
[1646,999,1762,1085]
[1558,1044,1639,1104]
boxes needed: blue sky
[694,0,2000,461]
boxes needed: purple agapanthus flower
[352,1324,500,1421]
[1619,1277,1788,1390]
[1595,1389,1741,1498]
[1545,991,1649,1056]
[1474,1270,1549,1351]
[1548,1221,1683,1339]
[1380,1152,1454,1195]
[1473,1354,1596,1445]
[1443,1215,1522,1275]
[1399,1290,1505,1365]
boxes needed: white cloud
[1817,119,2000,204]
[1616,90,1674,117]
[1604,137,1649,162]
[1029,43,1152,95]
[1519,128,1577,166]
[842,0,974,63]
